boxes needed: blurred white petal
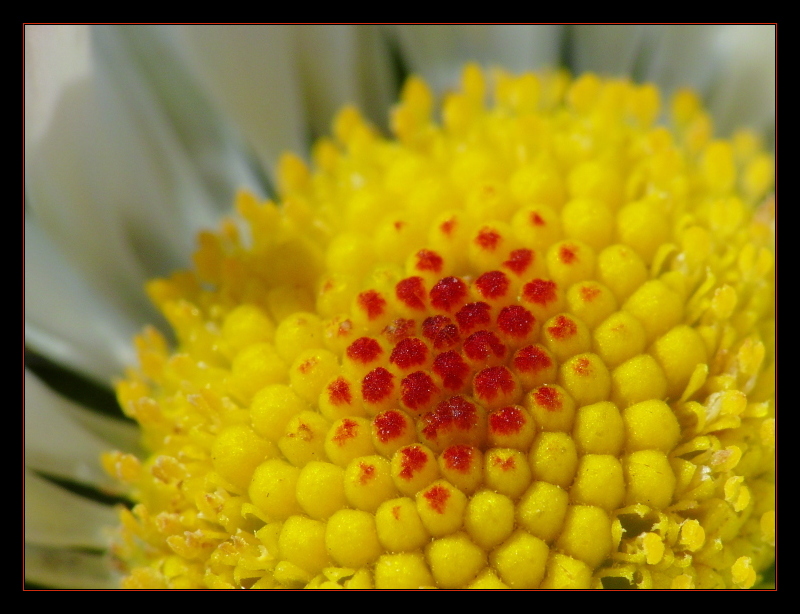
[25,24,244,323]
[25,470,119,549]
[179,25,307,174]
[703,25,775,135]
[24,25,92,155]
[104,25,263,206]
[178,25,398,171]
[639,25,775,134]
[570,24,652,77]
[294,25,395,137]
[25,370,139,489]
[25,217,138,382]
[25,544,117,589]
[393,25,564,92]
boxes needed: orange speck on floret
[358,461,376,484]
[514,345,552,374]
[559,244,578,264]
[439,218,457,236]
[423,484,451,513]
[432,350,471,391]
[463,330,507,362]
[455,302,492,333]
[383,318,416,344]
[474,271,510,300]
[390,338,429,370]
[488,405,526,437]
[332,419,360,445]
[441,444,477,473]
[548,315,577,339]
[420,395,479,445]
[414,249,445,273]
[504,249,534,276]
[497,305,535,339]
[401,371,439,411]
[357,289,387,320]
[580,285,601,302]
[396,445,431,480]
[534,385,562,411]
[422,315,461,350]
[373,410,408,443]
[326,377,353,405]
[347,336,383,364]
[523,279,558,306]
[475,227,501,251]
[396,277,427,311]
[362,367,394,403]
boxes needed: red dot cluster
[341,250,570,452]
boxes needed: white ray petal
[104,25,263,207]
[25,470,119,549]
[25,218,138,382]
[393,25,564,93]
[702,25,775,135]
[24,25,92,156]
[637,25,721,93]
[570,24,652,77]
[54,400,142,458]
[26,25,227,320]
[178,25,307,174]
[25,370,139,489]
[351,25,398,132]
[293,25,395,139]
[26,544,118,589]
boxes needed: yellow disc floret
[108,65,775,589]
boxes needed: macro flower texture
[25,25,775,590]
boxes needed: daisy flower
[24,24,775,589]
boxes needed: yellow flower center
[104,65,775,589]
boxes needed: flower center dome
[105,65,775,589]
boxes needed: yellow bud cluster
[108,65,774,589]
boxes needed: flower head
[100,63,774,589]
